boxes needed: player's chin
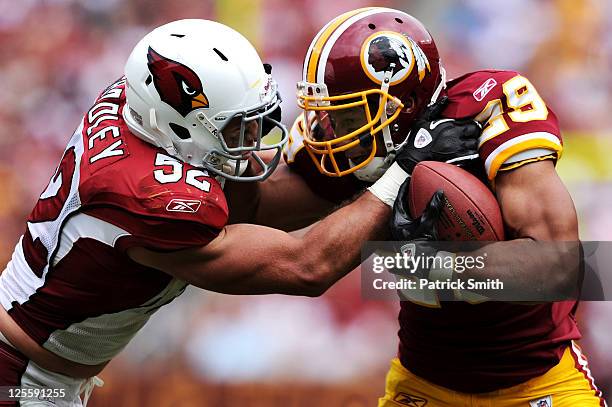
[346,152,369,165]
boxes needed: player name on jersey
[86,79,129,169]
[0,78,228,365]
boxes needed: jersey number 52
[153,153,211,192]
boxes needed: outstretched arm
[224,158,336,231]
[129,163,409,296]
[130,191,388,296]
[225,104,483,232]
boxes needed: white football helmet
[124,19,287,182]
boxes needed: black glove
[390,177,446,241]
[262,63,282,137]
[389,239,442,282]
[395,97,481,174]
[388,179,449,286]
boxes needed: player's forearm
[136,163,405,297]
[222,192,390,296]
[253,168,335,231]
[135,192,386,297]
[128,228,322,297]
[295,191,391,293]
[225,162,335,231]
[289,161,408,293]
[452,239,581,301]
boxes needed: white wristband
[367,162,410,207]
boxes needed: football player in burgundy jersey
[0,18,474,407]
[265,7,605,407]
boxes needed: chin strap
[388,65,449,155]
[354,65,398,182]
[352,65,448,182]
[379,65,397,160]
[429,66,447,106]
[148,108,178,156]
[380,65,447,161]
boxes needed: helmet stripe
[306,7,377,83]
[302,17,337,81]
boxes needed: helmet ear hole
[402,95,416,113]
[169,123,192,140]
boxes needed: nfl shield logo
[529,396,552,407]
[413,129,433,149]
[400,243,416,258]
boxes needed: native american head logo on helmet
[363,32,432,86]
[367,35,411,78]
[297,8,443,180]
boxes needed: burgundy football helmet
[297,7,445,180]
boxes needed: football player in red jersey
[0,18,478,407]
[268,7,606,407]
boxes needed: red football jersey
[0,78,228,365]
[284,70,578,392]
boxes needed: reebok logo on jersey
[166,199,202,213]
[473,78,497,102]
[529,396,552,407]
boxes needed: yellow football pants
[378,342,606,407]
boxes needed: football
[409,161,505,241]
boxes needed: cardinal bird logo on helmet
[147,47,209,117]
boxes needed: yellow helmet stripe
[306,7,378,83]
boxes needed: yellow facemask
[296,80,404,177]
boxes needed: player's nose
[244,120,258,145]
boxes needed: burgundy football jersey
[443,70,562,181]
[284,70,578,392]
[0,78,228,365]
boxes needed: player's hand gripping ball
[391,161,505,242]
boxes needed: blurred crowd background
[0,0,611,405]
